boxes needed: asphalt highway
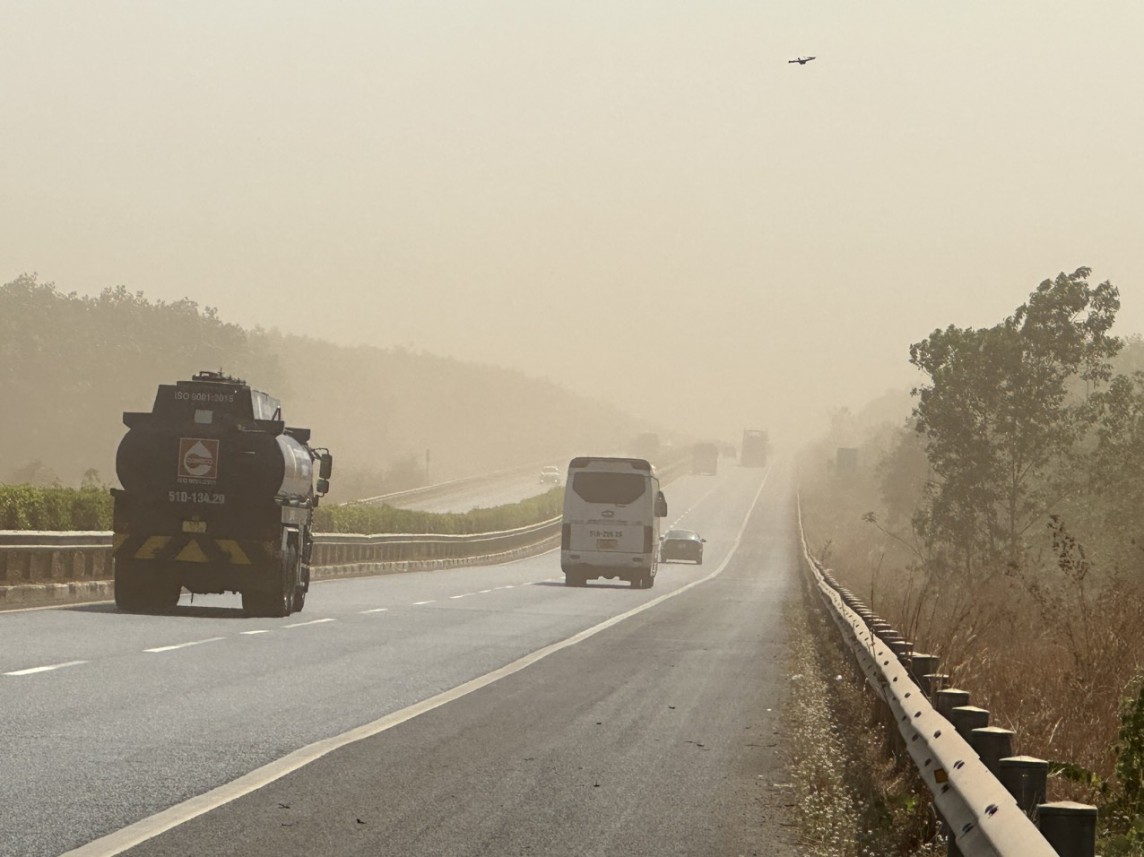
[389,471,561,513]
[1,463,801,857]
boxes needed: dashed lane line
[60,466,772,857]
[412,600,435,606]
[4,660,88,676]
[284,618,336,629]
[667,480,722,530]
[240,630,271,636]
[144,638,225,654]
[359,608,388,614]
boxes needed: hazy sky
[4,1,1143,447]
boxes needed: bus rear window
[571,472,647,505]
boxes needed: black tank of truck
[111,371,333,617]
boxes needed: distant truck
[741,429,769,467]
[630,432,661,464]
[560,456,667,589]
[111,371,333,617]
[691,442,719,475]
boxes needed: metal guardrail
[0,532,113,548]
[312,517,560,566]
[0,453,692,598]
[796,497,1096,857]
[0,518,561,584]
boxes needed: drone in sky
[788,56,816,65]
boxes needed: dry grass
[797,453,1144,849]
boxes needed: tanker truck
[111,371,333,617]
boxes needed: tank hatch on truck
[147,372,282,423]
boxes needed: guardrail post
[890,640,913,664]
[1036,801,1097,857]
[999,755,1048,814]
[944,824,962,857]
[936,688,970,719]
[909,652,939,682]
[969,726,1014,777]
[950,705,990,739]
[922,673,949,698]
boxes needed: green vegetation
[0,483,561,535]
[0,484,112,530]
[800,268,1144,852]
[313,488,562,534]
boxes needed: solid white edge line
[4,659,88,676]
[60,466,771,857]
[143,637,225,654]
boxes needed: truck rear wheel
[243,546,298,618]
[114,562,146,611]
[152,578,181,612]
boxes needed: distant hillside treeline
[0,274,640,500]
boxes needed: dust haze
[3,2,1143,457]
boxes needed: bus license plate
[597,538,618,550]
[182,520,207,533]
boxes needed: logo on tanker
[178,438,219,481]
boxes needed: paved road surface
[391,470,560,513]
[1,463,800,857]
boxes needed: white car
[539,465,562,484]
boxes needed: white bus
[560,456,668,589]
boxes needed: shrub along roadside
[0,484,112,530]
[312,488,563,534]
[0,483,562,535]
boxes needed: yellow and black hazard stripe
[113,533,274,566]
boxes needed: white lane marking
[284,618,335,629]
[502,585,515,589]
[668,481,723,530]
[478,589,492,594]
[144,638,225,654]
[4,660,88,676]
[448,595,468,600]
[59,467,771,857]
[240,630,270,636]
[359,608,389,614]
[412,600,435,605]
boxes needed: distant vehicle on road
[560,456,668,589]
[660,529,705,564]
[741,429,769,467]
[630,432,661,463]
[539,465,562,484]
[691,442,718,475]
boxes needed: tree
[909,268,1120,574]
